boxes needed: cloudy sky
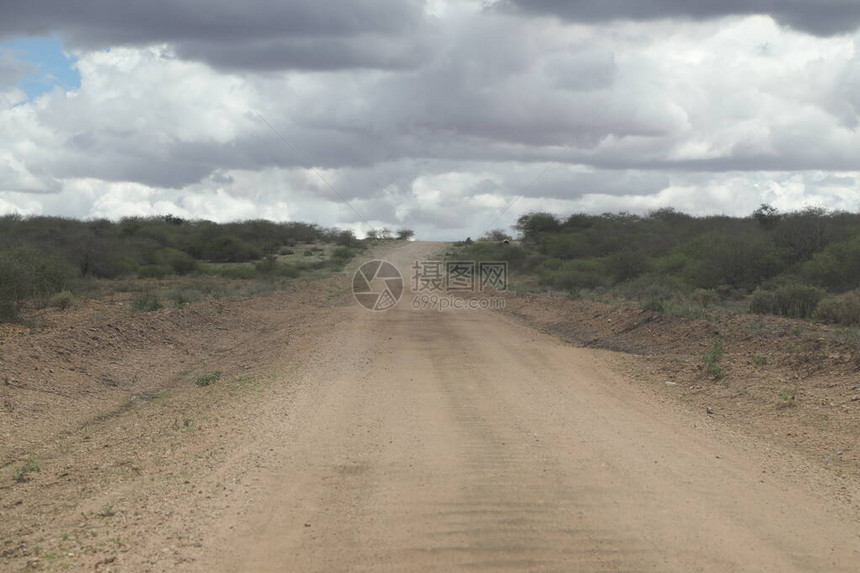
[1,1,859,239]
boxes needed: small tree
[752,203,780,229]
[514,212,561,242]
[482,229,512,242]
[396,229,415,241]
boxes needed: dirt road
[187,241,858,572]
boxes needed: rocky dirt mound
[0,280,339,467]
[0,274,351,572]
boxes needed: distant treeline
[0,215,382,319]
[462,206,860,325]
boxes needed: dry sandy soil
[1,241,859,572]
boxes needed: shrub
[749,285,825,319]
[218,266,258,280]
[330,246,355,261]
[0,246,77,320]
[195,371,222,386]
[13,459,40,483]
[605,248,649,283]
[168,288,203,306]
[254,255,279,275]
[138,265,171,279]
[131,292,162,312]
[690,288,719,308]
[482,229,512,242]
[254,256,303,278]
[552,270,606,290]
[641,299,665,313]
[680,232,786,291]
[50,291,75,310]
[163,249,197,275]
[814,292,860,326]
[204,235,262,263]
[333,230,361,248]
[514,212,562,242]
[801,237,860,291]
[612,273,688,302]
[703,339,724,380]
[542,234,585,259]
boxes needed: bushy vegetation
[0,215,407,321]
[0,246,77,319]
[749,285,825,319]
[455,205,860,326]
[814,292,860,326]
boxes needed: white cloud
[0,11,859,239]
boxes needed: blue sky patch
[0,35,81,99]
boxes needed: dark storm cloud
[1,0,430,70]
[494,0,860,36]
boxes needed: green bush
[680,232,787,291]
[330,246,355,261]
[168,288,204,306]
[204,235,263,263]
[612,273,688,302]
[254,256,303,278]
[138,265,171,279]
[195,371,222,386]
[0,246,77,320]
[801,237,860,291]
[218,265,259,280]
[749,285,825,319]
[605,248,649,283]
[814,292,860,326]
[131,292,162,312]
[690,288,719,308]
[456,242,528,270]
[641,299,665,313]
[50,290,75,310]
[703,339,725,380]
[254,255,279,275]
[551,270,606,291]
[163,249,198,275]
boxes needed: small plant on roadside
[50,290,75,310]
[13,459,40,483]
[195,371,222,387]
[131,292,162,312]
[641,298,665,313]
[814,292,860,326]
[691,288,719,308]
[98,504,116,517]
[702,339,724,380]
[778,389,798,408]
[750,285,825,319]
[169,288,203,307]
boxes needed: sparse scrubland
[0,214,412,321]
[458,206,860,326]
